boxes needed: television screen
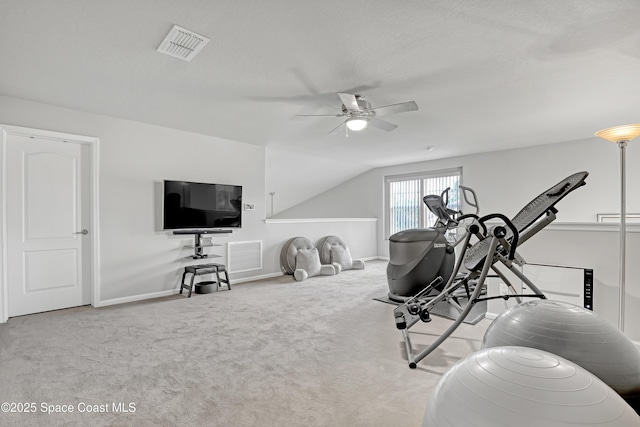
[163,180,242,230]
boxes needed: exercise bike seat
[463,171,588,272]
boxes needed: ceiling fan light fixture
[346,118,368,131]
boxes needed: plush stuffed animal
[317,235,365,273]
[293,247,336,281]
[280,237,336,281]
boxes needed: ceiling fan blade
[368,118,398,132]
[337,92,361,111]
[328,120,348,134]
[295,114,343,117]
[372,101,418,116]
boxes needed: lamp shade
[595,124,640,143]
[346,118,368,131]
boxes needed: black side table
[180,263,231,297]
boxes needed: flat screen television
[163,180,242,230]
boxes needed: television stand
[192,233,207,259]
[173,229,232,259]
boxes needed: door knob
[74,229,89,235]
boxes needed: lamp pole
[595,124,640,332]
[618,139,627,332]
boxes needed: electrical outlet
[244,203,255,211]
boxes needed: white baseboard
[232,271,283,284]
[96,271,286,307]
[97,289,178,307]
[362,256,387,262]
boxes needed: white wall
[274,170,382,219]
[265,147,370,217]
[0,96,267,302]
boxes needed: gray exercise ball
[423,346,640,427]
[482,300,640,410]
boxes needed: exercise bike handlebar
[459,185,479,215]
[440,187,449,207]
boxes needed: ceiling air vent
[157,25,210,62]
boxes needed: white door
[6,134,90,317]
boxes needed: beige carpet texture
[0,260,488,427]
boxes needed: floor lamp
[595,124,640,332]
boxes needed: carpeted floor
[0,260,489,427]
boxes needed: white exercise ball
[482,300,640,407]
[423,346,640,427]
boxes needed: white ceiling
[1,0,640,170]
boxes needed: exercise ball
[423,346,640,427]
[482,300,640,410]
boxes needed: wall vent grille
[157,25,210,61]
[228,241,262,273]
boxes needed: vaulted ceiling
[2,1,639,211]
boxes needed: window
[385,168,462,238]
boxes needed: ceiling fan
[296,92,418,135]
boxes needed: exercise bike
[386,185,480,303]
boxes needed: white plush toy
[293,247,336,281]
[317,235,365,273]
[280,237,336,281]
